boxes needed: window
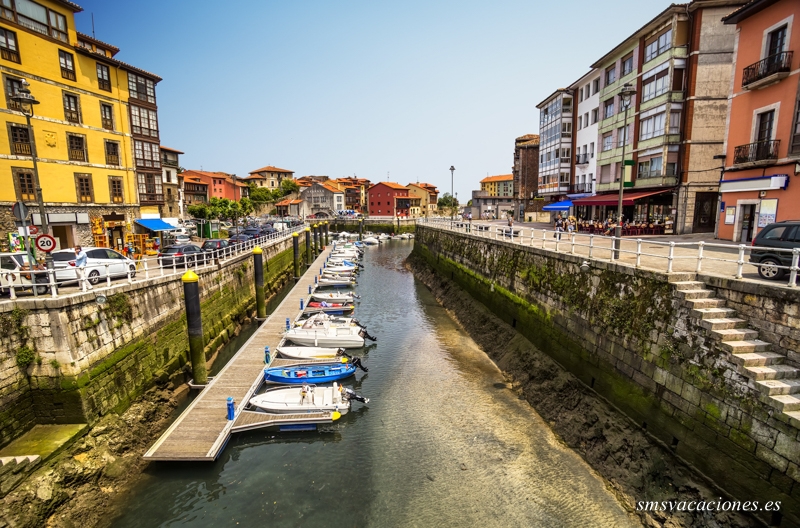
[591,108,598,124]
[669,111,681,134]
[756,110,775,142]
[128,73,155,104]
[63,92,79,123]
[14,168,34,200]
[640,112,666,140]
[105,140,119,165]
[9,123,30,155]
[644,29,672,62]
[590,142,594,157]
[67,133,86,161]
[621,54,633,76]
[137,173,163,202]
[584,84,590,100]
[642,69,669,101]
[599,164,611,183]
[7,0,68,41]
[130,105,158,137]
[617,124,630,146]
[577,116,582,129]
[96,63,110,91]
[0,28,19,62]
[592,78,600,94]
[58,50,75,80]
[638,157,663,178]
[165,170,171,183]
[672,68,684,91]
[578,88,583,102]
[75,173,93,202]
[605,66,616,86]
[561,122,572,137]
[5,75,21,110]
[133,140,160,168]
[767,25,787,58]
[603,99,614,119]
[602,132,613,151]
[100,103,113,130]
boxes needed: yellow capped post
[182,270,199,283]
[182,269,207,384]
[253,246,263,255]
[292,230,301,281]
[253,245,266,319]
[305,225,312,269]
[292,232,299,237]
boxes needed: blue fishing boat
[263,363,357,384]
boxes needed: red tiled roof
[159,146,184,154]
[480,174,513,183]
[249,165,294,174]
[321,182,342,193]
[276,199,291,206]
[374,181,407,190]
[55,0,83,12]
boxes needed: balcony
[635,167,678,188]
[106,154,119,166]
[733,139,780,166]
[139,193,164,204]
[12,142,31,155]
[68,149,86,162]
[102,118,114,130]
[571,183,593,194]
[0,47,19,63]
[61,67,76,81]
[98,78,111,91]
[161,157,179,168]
[576,153,589,165]
[742,51,793,90]
[64,109,79,123]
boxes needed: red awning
[572,190,672,207]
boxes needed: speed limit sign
[35,234,56,253]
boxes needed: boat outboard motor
[359,328,377,342]
[341,386,369,404]
[340,352,368,372]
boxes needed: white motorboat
[277,346,346,360]
[324,264,358,273]
[397,233,410,239]
[378,233,390,240]
[362,237,379,245]
[285,319,367,348]
[299,312,361,326]
[317,277,356,287]
[311,291,359,303]
[249,383,351,415]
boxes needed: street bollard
[300,298,304,310]
[253,246,266,319]
[324,221,329,246]
[285,317,291,331]
[182,270,208,385]
[314,275,318,285]
[227,397,235,420]
[308,285,312,294]
[359,219,363,241]
[264,346,270,364]
[305,227,312,269]
[292,232,300,281]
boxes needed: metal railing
[1,225,306,301]
[422,218,800,288]
[742,51,793,87]
[733,139,780,164]
[576,154,589,165]
[637,166,677,179]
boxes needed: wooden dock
[144,247,334,462]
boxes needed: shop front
[717,172,794,243]
[573,189,676,232]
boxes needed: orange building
[181,170,248,201]
[718,0,800,242]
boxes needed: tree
[280,178,299,194]
[437,193,459,217]
[248,184,272,210]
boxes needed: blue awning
[134,218,175,231]
[542,200,573,211]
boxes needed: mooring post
[182,270,208,385]
[253,246,266,319]
[359,218,363,241]
[264,346,270,364]
[324,221,329,246]
[226,397,234,420]
[313,224,320,256]
[292,232,300,281]
[305,226,312,269]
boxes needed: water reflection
[109,241,638,528]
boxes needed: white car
[0,252,49,295]
[51,247,137,285]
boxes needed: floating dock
[144,247,335,462]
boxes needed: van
[0,252,50,295]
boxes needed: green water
[109,242,638,527]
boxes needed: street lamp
[11,80,52,269]
[712,154,726,239]
[614,82,636,259]
[449,165,455,224]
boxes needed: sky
[73,0,669,201]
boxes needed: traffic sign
[35,234,56,253]
[12,201,29,221]
[28,226,38,235]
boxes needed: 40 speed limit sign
[35,234,56,253]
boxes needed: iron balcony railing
[638,167,678,179]
[161,157,179,167]
[576,153,589,165]
[571,183,593,193]
[139,193,164,204]
[733,139,780,164]
[742,51,793,87]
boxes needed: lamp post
[712,154,726,239]
[449,165,455,225]
[11,80,52,269]
[614,82,636,259]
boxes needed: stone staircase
[672,281,800,424]
[0,455,40,497]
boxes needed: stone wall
[413,225,800,526]
[0,239,299,448]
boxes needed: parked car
[51,247,137,286]
[201,239,229,252]
[243,228,262,238]
[749,221,800,280]
[173,234,192,244]
[228,234,250,245]
[158,244,204,268]
[0,252,49,295]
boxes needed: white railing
[421,218,800,288]
[1,225,306,301]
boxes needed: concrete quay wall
[0,240,298,448]
[413,225,800,526]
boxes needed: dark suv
[158,244,204,268]
[749,221,800,280]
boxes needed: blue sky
[74,0,668,200]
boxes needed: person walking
[554,214,564,241]
[73,245,93,290]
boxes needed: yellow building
[0,0,162,251]
[406,182,439,216]
[480,174,514,197]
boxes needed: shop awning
[542,199,573,211]
[134,218,175,231]
[572,189,672,207]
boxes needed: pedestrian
[567,215,575,234]
[72,245,93,290]
[554,214,564,241]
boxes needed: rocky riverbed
[407,253,757,528]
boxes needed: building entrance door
[740,204,757,243]
[692,192,717,233]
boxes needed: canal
[109,241,638,527]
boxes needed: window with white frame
[642,69,669,101]
[644,29,672,62]
[640,112,666,140]
[602,133,613,151]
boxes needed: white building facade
[536,89,573,205]
[570,71,600,205]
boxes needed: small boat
[285,318,373,348]
[324,265,358,273]
[317,277,356,287]
[263,364,356,384]
[277,346,346,360]
[249,382,353,415]
[311,291,360,302]
[378,233,390,240]
[397,233,410,239]
[362,237,379,245]
[303,301,355,314]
